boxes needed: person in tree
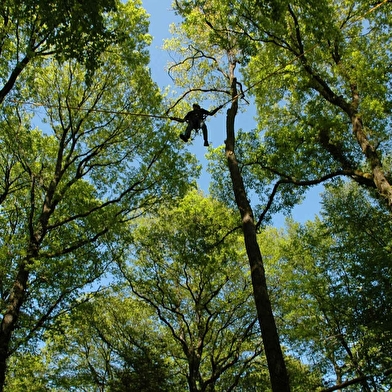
[170,103,222,147]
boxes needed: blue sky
[142,0,230,145]
[141,0,322,226]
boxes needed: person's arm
[205,105,223,116]
[170,111,191,122]
[169,116,186,123]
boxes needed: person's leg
[184,123,193,139]
[180,123,193,142]
[202,124,209,146]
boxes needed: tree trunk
[225,73,291,391]
[0,56,31,105]
[0,174,46,390]
[308,69,392,208]
[0,263,30,392]
[351,113,392,206]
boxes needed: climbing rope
[5,41,323,120]
[5,0,388,120]
[7,99,171,120]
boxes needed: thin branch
[168,45,223,78]
[165,88,230,115]
[255,169,362,230]
[208,225,242,249]
[320,367,392,392]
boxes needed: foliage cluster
[0,0,391,391]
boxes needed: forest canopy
[0,0,391,391]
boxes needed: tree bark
[306,63,392,208]
[0,56,31,105]
[350,113,392,206]
[0,262,30,391]
[225,72,291,391]
[0,174,47,390]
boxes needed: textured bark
[0,262,30,392]
[0,173,49,391]
[225,72,290,391]
[0,56,31,105]
[291,1,392,210]
[351,113,392,206]
[306,62,392,208]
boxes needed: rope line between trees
[5,0,388,120]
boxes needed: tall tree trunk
[225,71,291,391]
[0,173,48,390]
[0,56,31,105]
[306,64,392,208]
[0,262,30,392]
[350,112,392,206]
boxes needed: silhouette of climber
[170,103,222,147]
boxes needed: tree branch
[165,88,230,115]
[255,169,366,230]
[320,367,392,392]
